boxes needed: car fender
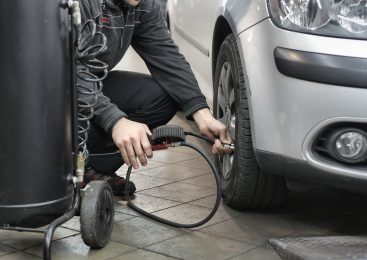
[215,0,270,36]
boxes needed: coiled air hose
[75,20,108,157]
[125,125,224,228]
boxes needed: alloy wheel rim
[216,61,236,180]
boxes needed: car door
[170,0,216,89]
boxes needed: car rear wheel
[214,34,287,209]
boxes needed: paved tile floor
[1,49,366,259]
[1,114,367,260]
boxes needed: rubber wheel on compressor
[213,34,288,209]
[80,181,114,248]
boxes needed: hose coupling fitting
[75,152,85,184]
[61,0,81,25]
[223,143,235,151]
[70,1,81,26]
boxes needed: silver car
[167,0,367,209]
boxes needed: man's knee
[132,92,178,128]
[103,70,179,128]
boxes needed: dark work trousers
[87,71,178,174]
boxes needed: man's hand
[112,118,153,169]
[192,108,232,155]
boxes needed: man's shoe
[83,169,136,196]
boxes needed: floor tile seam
[104,246,139,260]
[169,163,213,171]
[147,202,186,214]
[114,213,139,221]
[22,249,43,259]
[115,193,218,216]
[191,214,236,231]
[224,244,267,260]
[185,194,218,207]
[136,190,218,204]
[215,216,300,239]
[133,192,190,204]
[0,249,20,258]
[132,172,179,181]
[21,232,81,253]
[165,154,214,165]
[60,226,81,233]
[169,155,214,164]
[169,150,198,155]
[132,168,210,181]
[123,162,170,173]
[125,165,167,174]
[108,238,139,249]
[134,172,213,192]
[127,193,220,214]
[132,247,184,260]
[0,251,42,259]
[113,211,139,218]
[156,198,228,215]
[194,229,263,247]
[155,196,218,214]
[136,177,217,195]
[134,179,187,193]
[51,232,81,243]
[191,215,236,231]
[127,199,230,226]
[114,215,138,223]
[114,208,142,217]
[183,172,214,179]
[0,241,43,252]
[110,231,190,252]
[162,149,203,157]
[149,154,201,164]
[165,145,204,157]
[145,193,220,210]
[0,243,20,252]
[141,232,189,250]
[180,179,219,189]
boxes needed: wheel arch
[212,16,233,82]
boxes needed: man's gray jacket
[78,0,209,133]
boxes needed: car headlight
[268,0,367,39]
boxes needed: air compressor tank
[0,0,74,227]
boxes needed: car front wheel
[214,34,287,209]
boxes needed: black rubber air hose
[124,125,223,228]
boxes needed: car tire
[214,34,287,209]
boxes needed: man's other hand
[112,118,153,169]
[192,108,233,155]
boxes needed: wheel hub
[100,206,111,224]
[216,61,236,180]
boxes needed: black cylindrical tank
[0,0,74,227]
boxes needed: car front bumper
[237,18,367,184]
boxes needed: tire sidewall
[213,34,248,200]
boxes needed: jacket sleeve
[77,0,126,133]
[131,0,209,118]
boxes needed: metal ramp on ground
[270,236,367,260]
